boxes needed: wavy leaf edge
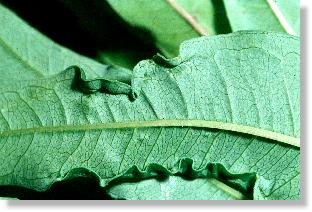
[0,30,300,200]
[43,157,257,200]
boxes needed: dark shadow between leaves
[0,159,255,200]
[0,0,98,57]
[0,176,112,200]
[211,0,232,34]
[0,0,159,68]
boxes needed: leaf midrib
[265,0,297,36]
[0,119,299,148]
[0,36,44,77]
[165,0,208,36]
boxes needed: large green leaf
[0,5,300,200]
[223,0,300,36]
[106,0,229,57]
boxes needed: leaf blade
[0,5,300,200]
[223,0,300,35]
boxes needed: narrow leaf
[223,0,300,35]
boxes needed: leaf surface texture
[223,0,300,35]
[0,4,300,200]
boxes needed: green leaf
[223,0,300,36]
[107,160,255,200]
[0,4,300,200]
[106,0,228,57]
[58,0,159,69]
[0,197,18,200]
[0,4,97,79]
[96,50,152,70]
[108,176,242,200]
[0,4,132,91]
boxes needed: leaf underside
[0,4,300,200]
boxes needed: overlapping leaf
[223,0,300,35]
[106,0,226,57]
[0,4,300,200]
[0,4,300,199]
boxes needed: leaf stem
[165,0,208,36]
[209,178,246,200]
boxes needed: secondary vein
[0,36,44,78]
[0,119,300,148]
[209,178,246,200]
